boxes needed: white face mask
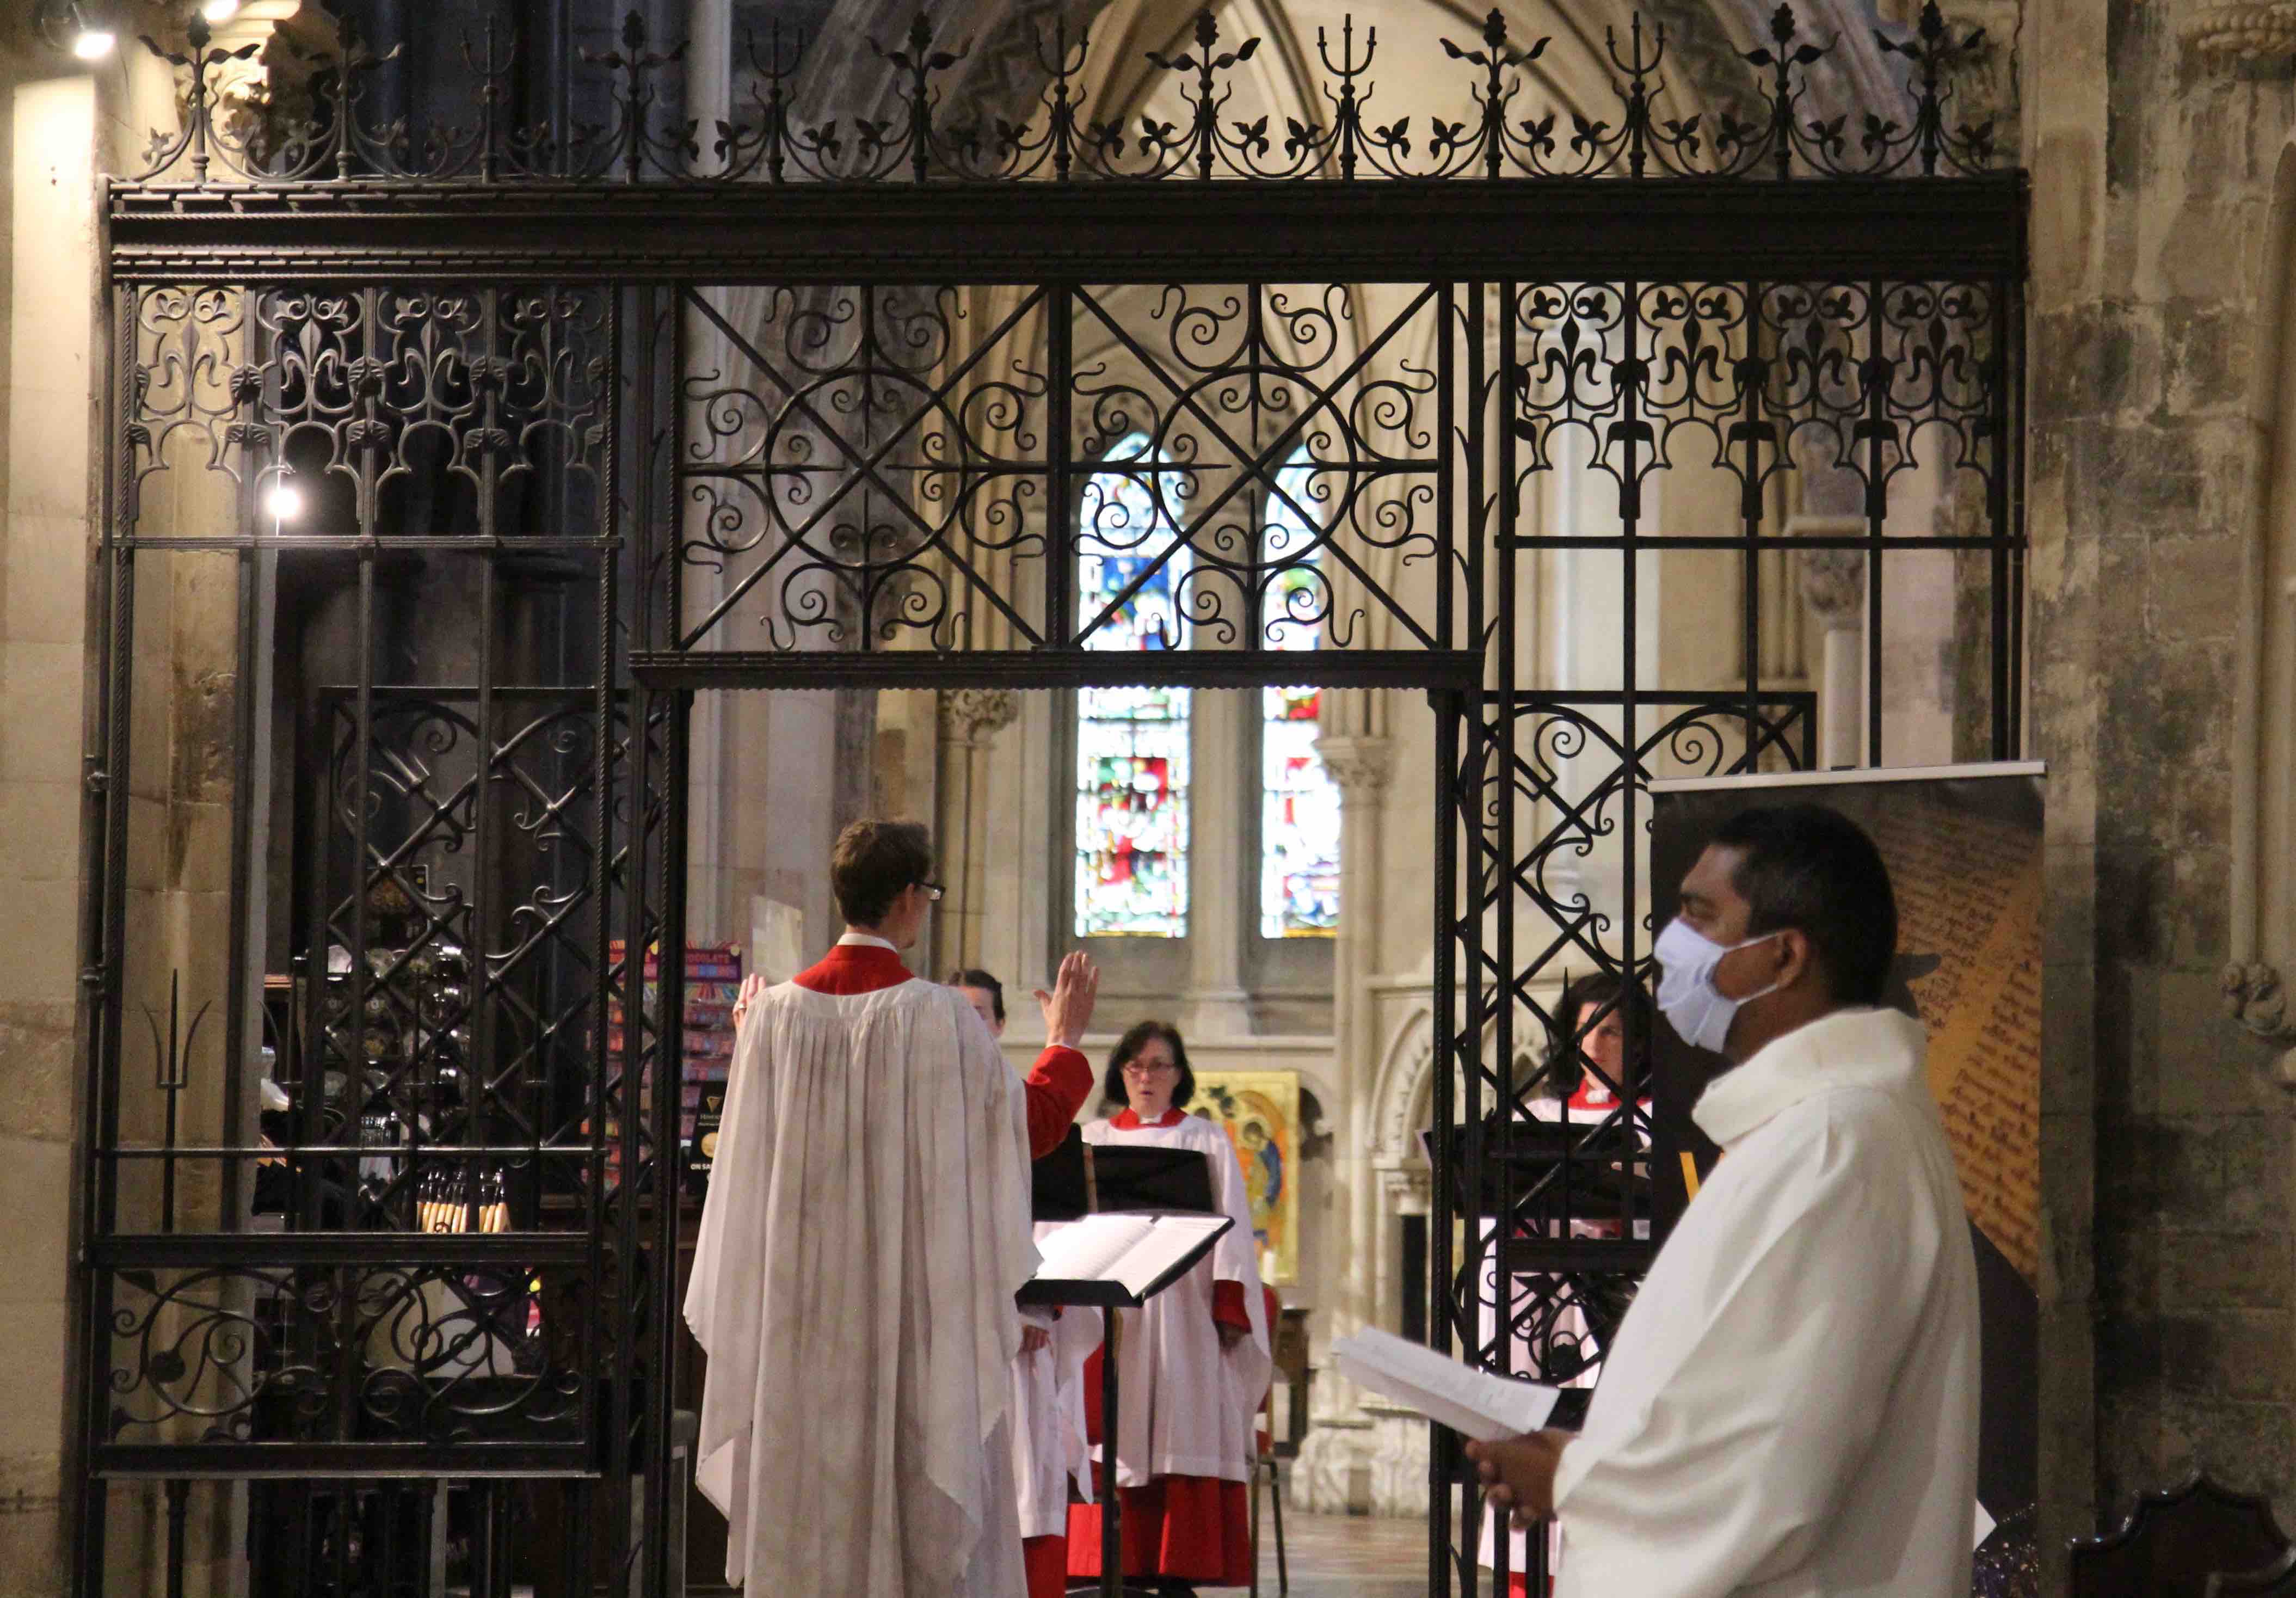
[1653,917,1785,1055]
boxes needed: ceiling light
[201,0,242,20]
[35,1,114,58]
[265,483,305,523]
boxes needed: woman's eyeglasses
[916,881,945,901]
[1121,1061,1177,1080]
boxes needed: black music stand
[1022,1133,1224,1598]
[1421,1122,1651,1227]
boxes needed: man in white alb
[1469,802,1981,1598]
[684,821,1099,1598]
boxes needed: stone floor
[1061,1510,1438,1597]
[1244,1510,1433,1598]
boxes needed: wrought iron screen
[80,6,2023,1595]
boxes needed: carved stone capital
[938,687,1021,747]
[2183,2,2296,68]
[1799,548,1867,631]
[2223,961,2296,1049]
[1378,1164,1432,1215]
[1315,734,1394,797]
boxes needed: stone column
[1317,733,1393,1347]
[934,688,1021,975]
[1794,519,1867,771]
[1181,691,1254,1037]
[0,59,94,1598]
[2024,0,2104,1559]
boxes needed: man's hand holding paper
[1466,1431,1572,1528]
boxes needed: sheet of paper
[1032,1214,1158,1283]
[1331,1326,1561,1442]
[1107,1215,1228,1298]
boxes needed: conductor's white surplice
[684,966,1037,1597]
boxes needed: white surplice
[1082,1112,1272,1485]
[1010,1269,1099,1538]
[1552,1006,1981,1598]
[684,976,1037,1597]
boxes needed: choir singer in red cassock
[686,820,1101,1598]
[1067,1021,1271,1597]
[948,967,1102,1598]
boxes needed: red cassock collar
[792,943,913,995]
[1111,1107,1187,1130]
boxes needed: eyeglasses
[1121,1061,1177,1080]
[916,881,945,902]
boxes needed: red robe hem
[1070,1262,1258,1586]
[1024,1534,1069,1598]
[1063,1473,1253,1585]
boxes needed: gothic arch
[1366,998,1548,1169]
[1369,1003,1437,1166]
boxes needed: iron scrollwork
[1446,692,1815,1400]
[312,693,608,1235]
[125,3,1996,188]
[104,1262,584,1452]
[677,280,1443,654]
[125,283,610,540]
[681,283,1051,652]
[1507,278,2004,528]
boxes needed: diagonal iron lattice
[675,281,1452,655]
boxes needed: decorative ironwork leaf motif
[115,3,1997,184]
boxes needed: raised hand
[1033,951,1100,1049]
[731,972,768,1029]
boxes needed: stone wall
[0,27,101,1593]
[2025,0,2296,1561]
[0,16,267,1590]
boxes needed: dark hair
[1709,803,1898,1007]
[946,967,1005,1025]
[1541,970,1654,1099]
[831,820,933,928]
[1100,1019,1195,1113]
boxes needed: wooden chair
[2069,1472,2292,1598]
[2210,1547,2296,1597]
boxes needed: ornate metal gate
[81,7,2022,1594]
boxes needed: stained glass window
[1075,433,1192,937]
[1261,448,1342,937]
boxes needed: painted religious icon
[1188,1068,1301,1285]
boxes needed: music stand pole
[1101,1310,1123,1598]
